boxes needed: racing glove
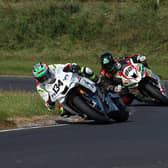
[45,96,55,110]
[106,85,122,92]
[137,55,146,62]
[45,102,55,110]
[63,63,80,73]
[113,85,122,93]
[70,64,80,73]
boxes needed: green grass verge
[0,91,57,121]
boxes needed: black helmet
[100,52,116,72]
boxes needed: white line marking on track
[0,124,69,133]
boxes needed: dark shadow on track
[56,119,133,126]
[130,99,168,107]
[130,103,168,107]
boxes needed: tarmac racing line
[0,76,167,93]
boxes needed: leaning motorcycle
[115,58,168,104]
[47,70,129,122]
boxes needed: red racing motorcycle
[115,58,168,105]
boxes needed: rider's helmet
[100,52,117,73]
[32,62,52,83]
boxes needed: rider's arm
[100,69,123,92]
[100,69,113,80]
[63,63,80,73]
[125,54,137,60]
[63,63,98,81]
[36,82,55,110]
[126,54,147,63]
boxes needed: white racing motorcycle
[47,69,129,123]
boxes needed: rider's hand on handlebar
[45,103,55,111]
[106,85,122,92]
[137,55,146,62]
[114,85,122,93]
[70,64,80,73]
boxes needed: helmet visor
[37,70,52,83]
[103,59,115,71]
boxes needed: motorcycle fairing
[116,58,167,98]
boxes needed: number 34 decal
[53,80,63,94]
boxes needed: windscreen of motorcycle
[79,77,97,93]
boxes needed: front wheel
[144,83,168,104]
[110,98,129,122]
[72,95,109,122]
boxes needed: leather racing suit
[36,63,98,116]
[100,54,148,104]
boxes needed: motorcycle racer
[99,52,149,104]
[32,62,99,117]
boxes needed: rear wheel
[144,83,168,104]
[72,95,109,122]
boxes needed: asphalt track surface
[0,76,36,91]
[0,77,168,168]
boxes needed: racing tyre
[72,95,109,122]
[144,83,168,105]
[111,98,129,122]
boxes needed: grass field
[0,91,58,128]
[0,0,168,126]
[0,0,168,78]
